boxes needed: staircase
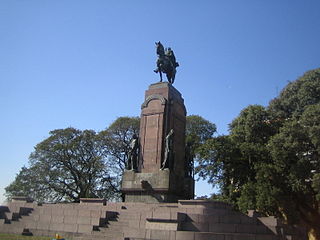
[0,199,307,240]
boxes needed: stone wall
[0,198,307,240]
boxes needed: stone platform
[0,198,307,240]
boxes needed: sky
[0,1,319,204]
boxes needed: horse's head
[156,41,165,56]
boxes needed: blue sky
[0,1,319,204]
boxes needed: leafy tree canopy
[99,116,140,172]
[269,68,320,119]
[6,117,140,203]
[6,128,119,202]
[195,68,320,238]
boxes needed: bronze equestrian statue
[154,41,179,84]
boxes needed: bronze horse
[154,42,179,84]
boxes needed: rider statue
[154,41,179,84]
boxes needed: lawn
[0,233,53,240]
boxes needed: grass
[0,233,53,240]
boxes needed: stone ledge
[11,196,34,203]
[80,198,106,205]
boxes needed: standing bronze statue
[154,41,179,84]
[161,129,174,170]
[127,134,139,171]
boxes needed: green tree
[6,128,119,202]
[267,104,320,238]
[195,68,320,239]
[269,68,320,119]
[196,105,275,208]
[196,135,240,199]
[186,115,216,162]
[99,116,140,172]
[186,115,216,147]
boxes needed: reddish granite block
[90,210,101,218]
[77,216,92,225]
[77,224,93,233]
[195,232,225,240]
[124,228,146,239]
[49,222,64,231]
[50,208,64,216]
[43,208,52,215]
[51,215,64,223]
[229,234,255,240]
[25,221,37,229]
[64,209,78,216]
[240,215,257,224]
[219,214,241,224]
[90,217,100,226]
[150,229,171,239]
[39,214,51,223]
[36,221,50,230]
[128,220,140,228]
[176,231,195,240]
[64,215,77,224]
[209,223,236,233]
[152,209,171,219]
[235,224,256,233]
[63,223,77,233]
[32,214,40,221]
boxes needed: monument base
[0,198,307,240]
[121,169,192,203]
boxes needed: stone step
[126,230,286,240]
[90,228,125,240]
[99,223,131,233]
[0,223,25,234]
[108,220,130,227]
[180,222,272,234]
[181,213,260,225]
[74,234,124,240]
[178,200,233,210]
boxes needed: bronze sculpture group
[125,42,180,171]
[154,41,179,84]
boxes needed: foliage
[196,105,275,207]
[269,68,320,119]
[99,116,140,172]
[267,104,320,226]
[6,117,140,203]
[186,115,216,171]
[186,115,216,148]
[196,68,320,238]
[6,128,119,202]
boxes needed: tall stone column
[121,82,194,203]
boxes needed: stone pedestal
[121,82,194,202]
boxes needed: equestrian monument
[121,42,194,202]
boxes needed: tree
[267,104,320,238]
[196,105,275,208]
[194,68,320,239]
[6,128,119,202]
[99,117,140,172]
[269,68,320,119]
[196,135,240,199]
[185,115,216,180]
[186,115,216,160]
[186,115,217,147]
